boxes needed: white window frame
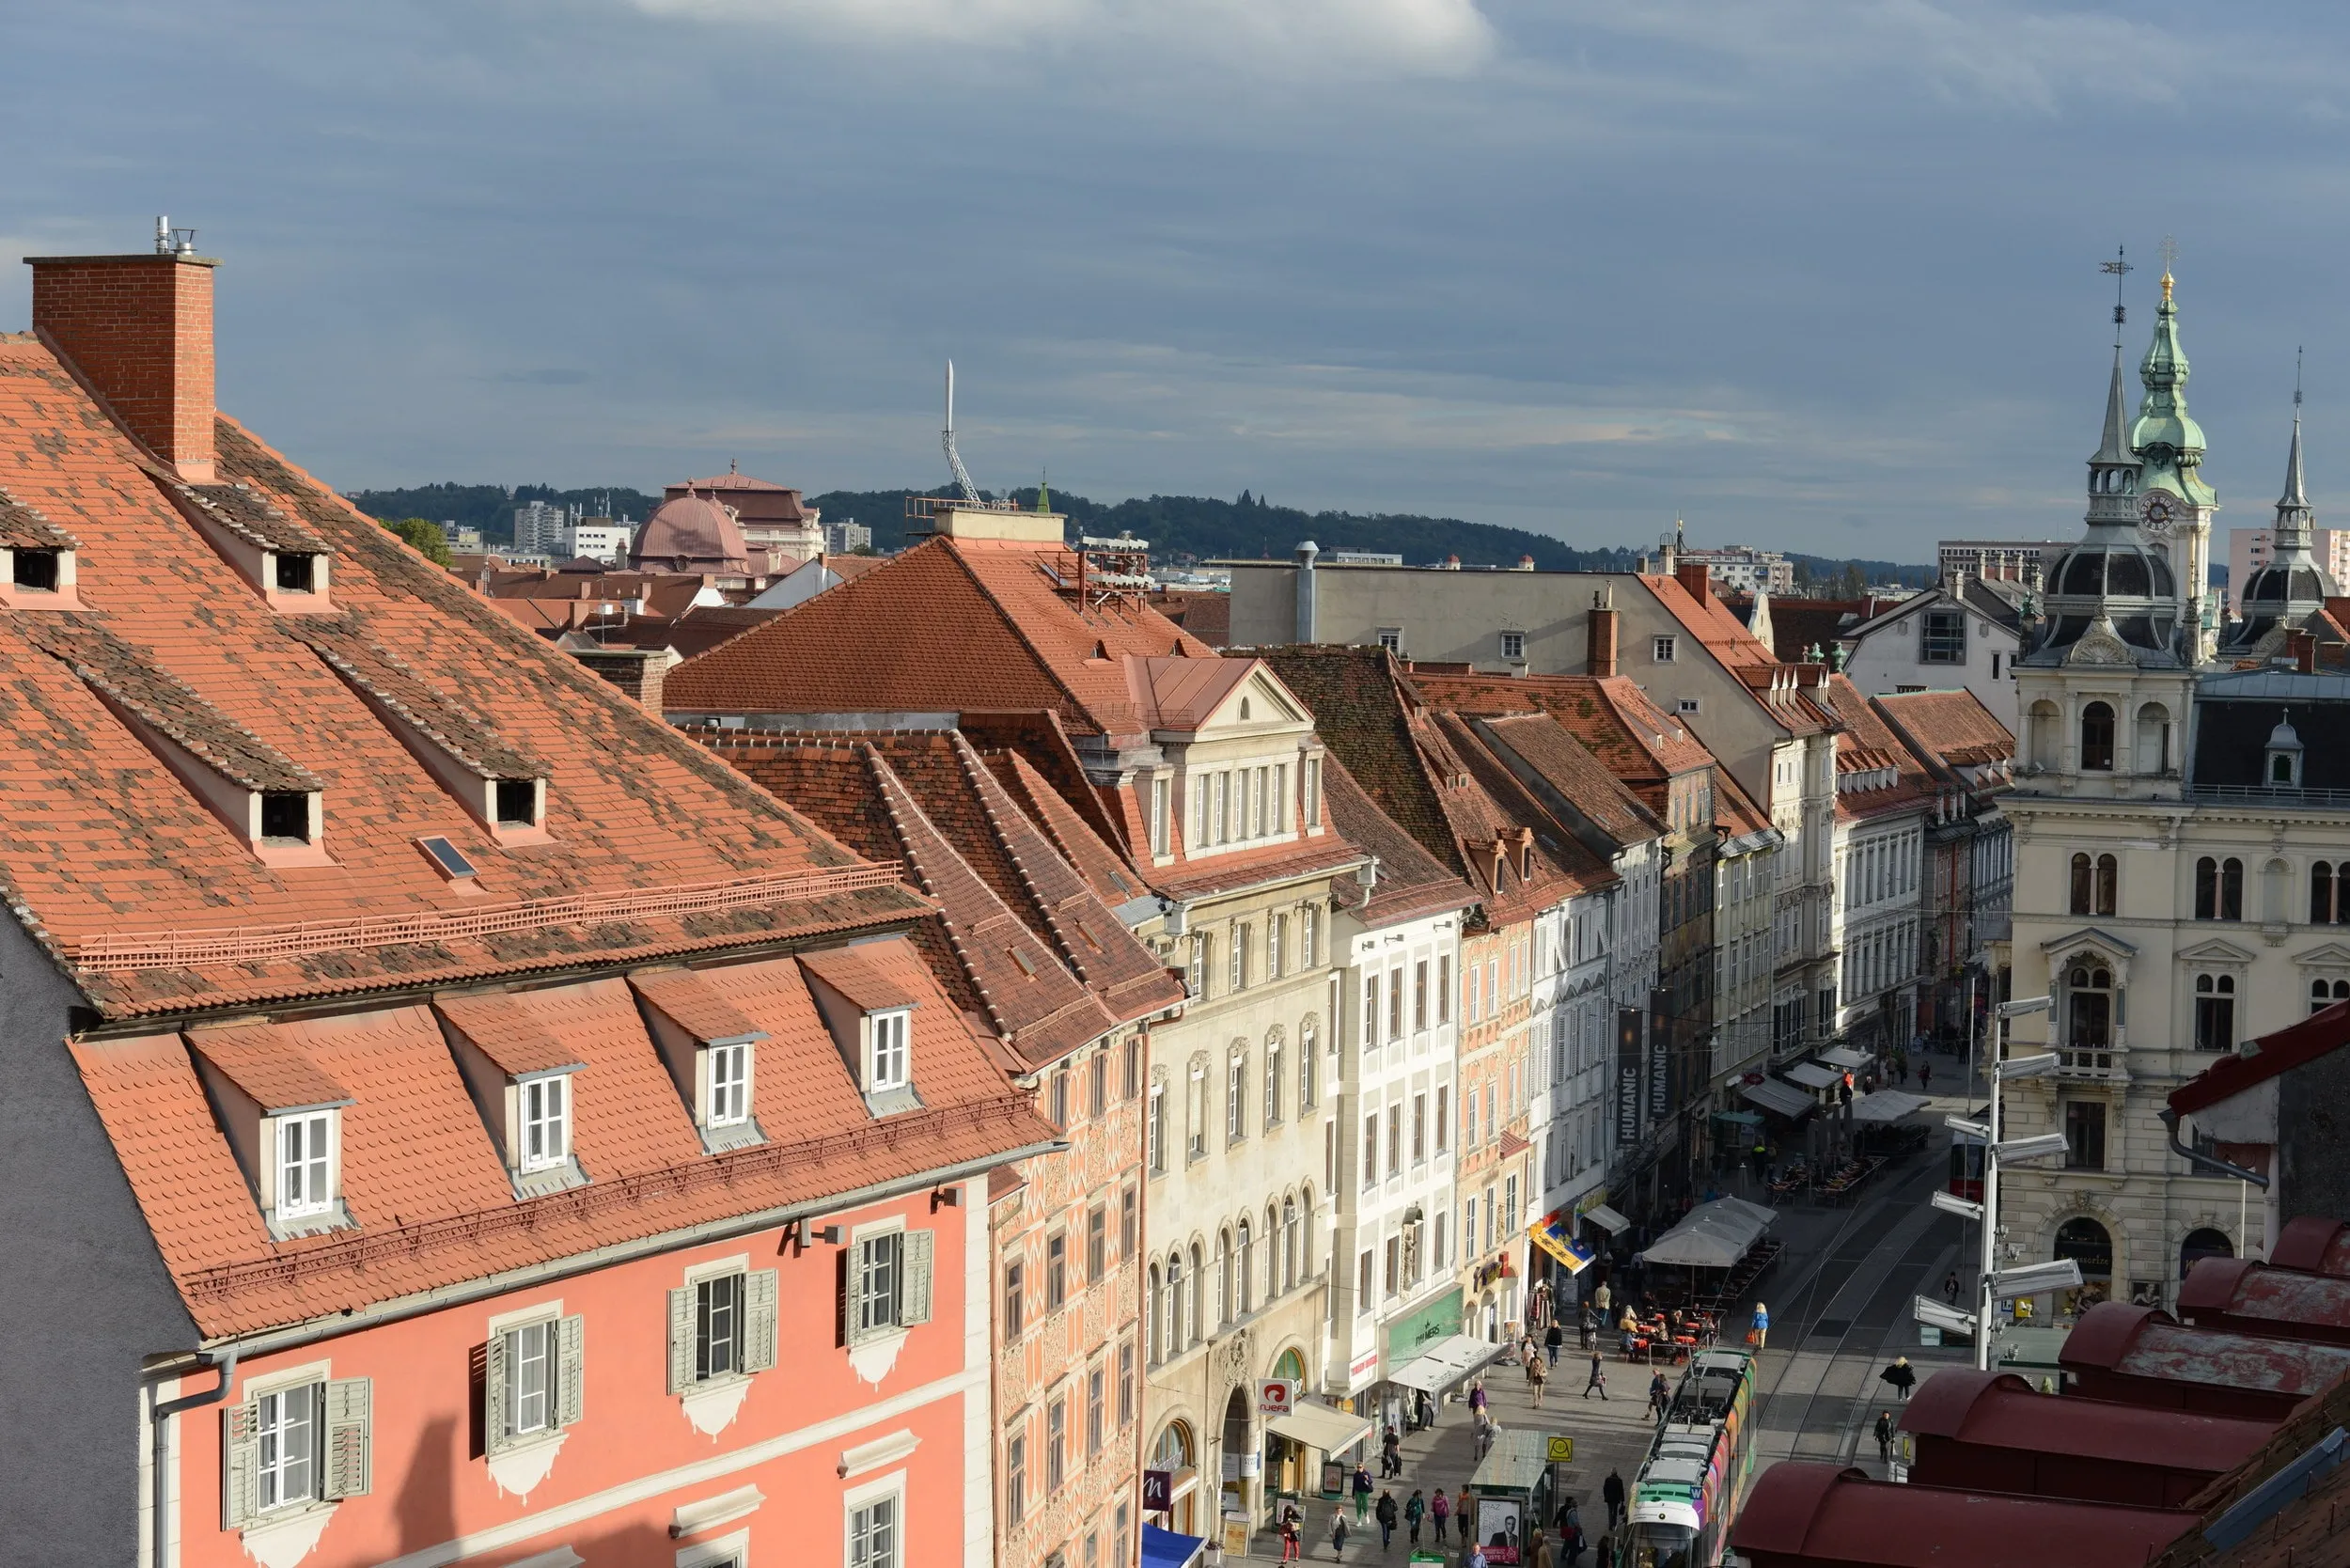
[1653,635,1677,663]
[707,1040,752,1128]
[1500,630,1525,660]
[854,1225,906,1338]
[844,1468,906,1568]
[276,1110,335,1220]
[519,1073,570,1173]
[506,1315,556,1437]
[254,1378,320,1513]
[868,1009,911,1094]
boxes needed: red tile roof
[1870,688,2016,775]
[1320,754,1472,927]
[1818,674,1938,822]
[663,536,1216,742]
[1642,574,1836,735]
[1406,672,1716,791]
[75,938,1047,1340]
[2170,999,2350,1118]
[0,333,926,1016]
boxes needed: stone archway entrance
[2056,1215,2114,1316]
[2180,1227,2233,1278]
[1222,1385,1253,1524]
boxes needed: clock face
[2139,494,2176,537]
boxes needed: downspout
[2157,1107,2269,1188]
[150,1346,238,1568]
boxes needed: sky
[4,0,2346,558]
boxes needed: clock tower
[2130,269,2217,663]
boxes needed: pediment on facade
[2039,924,2136,957]
[2295,941,2350,970]
[2064,617,2136,667]
[2177,937,2258,965]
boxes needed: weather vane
[2100,245,2131,338]
[2296,346,2305,410]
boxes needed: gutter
[2157,1107,2269,1189]
[149,1345,238,1568]
[197,1137,1063,1362]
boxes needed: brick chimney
[572,646,673,715]
[1675,560,1710,603]
[26,237,217,482]
[1588,588,1619,678]
[2289,628,2319,675]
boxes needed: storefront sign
[1384,1287,1465,1360]
[1348,1347,1382,1391]
[1616,1007,1644,1145]
[1648,990,1672,1124]
[1259,1378,1298,1418]
[1143,1469,1173,1512]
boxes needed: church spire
[2093,344,2132,466]
[2279,351,2311,529]
[2133,261,2214,504]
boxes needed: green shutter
[902,1229,934,1326]
[321,1378,372,1498]
[667,1285,696,1394]
[556,1314,586,1427]
[484,1327,512,1454]
[743,1270,778,1372]
[222,1402,258,1529]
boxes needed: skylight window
[13,548,58,591]
[417,836,478,880]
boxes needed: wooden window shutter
[483,1329,513,1454]
[903,1229,935,1325]
[743,1270,779,1372]
[836,1248,852,1349]
[556,1314,586,1427]
[321,1378,373,1499]
[221,1402,258,1529]
[666,1285,696,1394]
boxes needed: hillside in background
[352,478,1935,587]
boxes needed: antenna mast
[943,361,980,504]
[2100,246,2132,345]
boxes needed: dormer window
[277,1111,335,1220]
[14,547,59,591]
[431,989,589,1197]
[495,778,541,827]
[519,1074,570,1172]
[273,551,319,594]
[870,1010,911,1094]
[260,791,315,844]
[187,1024,353,1239]
[709,1041,751,1126]
[629,966,770,1152]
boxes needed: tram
[1622,1348,1759,1568]
[1947,1126,1984,1202]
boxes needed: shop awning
[1784,1061,1842,1090]
[1638,1196,1778,1269]
[1851,1089,1930,1123]
[1583,1203,1632,1234]
[1742,1079,1816,1119]
[1142,1524,1207,1568]
[1267,1402,1374,1455]
[1820,1046,1869,1071]
[1713,1108,1764,1125]
[1387,1334,1508,1393]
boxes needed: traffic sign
[1545,1435,1574,1463]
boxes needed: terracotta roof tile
[0,482,78,548]
[185,1024,353,1112]
[1320,753,1471,926]
[799,944,929,1012]
[627,966,770,1043]
[1870,687,2015,770]
[431,989,588,1076]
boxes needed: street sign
[1142,1469,1172,1511]
[1259,1377,1298,1418]
[1545,1435,1574,1463]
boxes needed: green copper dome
[2132,272,2215,504]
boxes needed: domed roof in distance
[632,491,749,572]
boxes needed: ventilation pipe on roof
[1295,541,1318,643]
[149,1345,238,1568]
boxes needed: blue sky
[4,1,2343,557]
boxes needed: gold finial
[2159,235,2178,304]
[2160,270,2175,305]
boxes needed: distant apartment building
[566,517,633,564]
[2228,525,2350,611]
[439,520,484,553]
[827,519,873,555]
[512,496,568,553]
[1936,539,2067,585]
[1670,543,1794,597]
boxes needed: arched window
[2180,1228,2233,1279]
[1299,1018,1318,1109]
[2065,963,2114,1053]
[2094,855,2117,917]
[1266,1204,1281,1298]
[1300,1184,1317,1281]
[1188,1242,1205,1342]
[2056,1216,2114,1290]
[2193,974,2235,1052]
[1146,1262,1162,1362]
[2028,700,2061,772]
[2135,703,2171,775]
[2080,702,2116,771]
[2195,857,2245,921]
[2313,979,2350,1014]
[1283,1197,1301,1291]
[2069,853,2093,917]
[2314,862,2338,925]
[1236,1216,1253,1315]
[1264,1035,1284,1128]
[1164,1252,1184,1356]
[1214,1230,1232,1327]
[1152,1421,1194,1474]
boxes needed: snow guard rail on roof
[64,862,904,971]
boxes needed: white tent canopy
[1783,1061,1841,1090]
[1849,1089,1930,1124]
[1819,1046,1869,1071]
[1742,1079,1815,1119]
[1637,1197,1778,1269]
[1387,1335,1508,1393]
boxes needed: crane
[943,360,980,505]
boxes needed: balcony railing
[2189,783,2350,809]
[2056,1033,2125,1078]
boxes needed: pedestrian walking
[1431,1484,1451,1543]
[1528,1350,1549,1407]
[1469,1378,1488,1418]
[1603,1469,1627,1531]
[1331,1511,1351,1559]
[1583,1348,1608,1400]
[1405,1489,1426,1545]
[1545,1320,1565,1367]
[1353,1463,1374,1521]
[1467,1544,1488,1568]
[1382,1425,1402,1479]
[1474,1406,1496,1460]
[1919,1061,1933,1091]
[1593,1280,1612,1316]
[1750,1301,1770,1351]
[1648,1370,1670,1419]
[1943,1271,1960,1306]
[1874,1409,1894,1464]
[1281,1504,1304,1562]
[1880,1356,1918,1401]
[1376,1489,1399,1550]
[1579,1306,1597,1351]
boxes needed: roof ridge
[951,731,1118,986]
[861,745,1018,1041]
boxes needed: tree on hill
[383,517,452,566]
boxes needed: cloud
[621,0,1495,76]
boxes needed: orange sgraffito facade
[170,1184,988,1568]
[1454,918,1537,1338]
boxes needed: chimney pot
[1675,560,1711,603]
[27,247,218,482]
[1588,601,1620,678]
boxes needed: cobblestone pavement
[1236,1045,1994,1563]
